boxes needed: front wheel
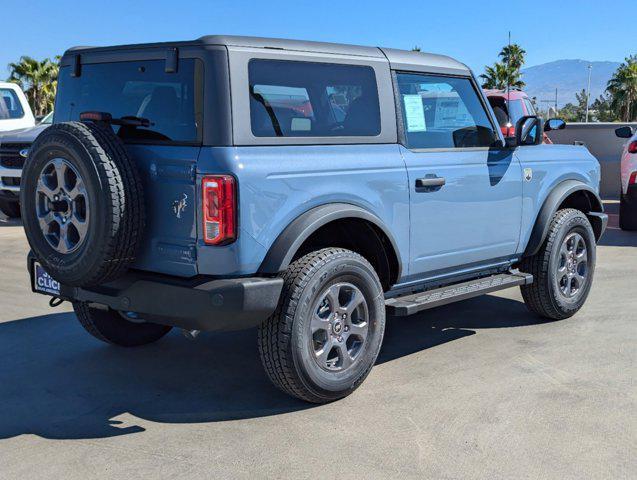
[73,302,172,347]
[520,209,596,320]
[258,248,386,404]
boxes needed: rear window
[523,98,537,116]
[55,59,203,143]
[248,59,381,137]
[0,88,25,120]
[506,99,525,123]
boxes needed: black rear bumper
[28,256,283,332]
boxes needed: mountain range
[521,59,621,108]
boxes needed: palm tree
[7,56,59,116]
[499,44,526,70]
[480,42,526,90]
[481,63,507,89]
[480,62,525,90]
[607,55,637,121]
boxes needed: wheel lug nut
[338,336,343,342]
[344,326,349,332]
[342,313,347,320]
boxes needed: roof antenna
[506,31,512,135]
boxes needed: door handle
[415,176,446,191]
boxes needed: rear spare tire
[20,122,144,287]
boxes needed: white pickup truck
[0,82,35,133]
[0,83,38,217]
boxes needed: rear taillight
[628,141,637,154]
[629,172,637,186]
[202,175,236,245]
[501,125,515,137]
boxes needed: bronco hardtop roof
[64,35,471,75]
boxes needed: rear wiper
[80,111,153,127]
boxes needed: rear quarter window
[55,59,203,144]
[248,59,381,138]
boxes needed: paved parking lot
[0,203,635,479]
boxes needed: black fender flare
[524,180,605,257]
[257,203,402,279]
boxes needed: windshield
[55,59,203,143]
[0,88,25,120]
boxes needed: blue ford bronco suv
[21,36,607,403]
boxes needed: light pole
[585,64,592,123]
[540,88,558,117]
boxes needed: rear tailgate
[54,55,204,277]
[128,145,200,276]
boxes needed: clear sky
[1,0,635,77]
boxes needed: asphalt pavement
[0,203,635,479]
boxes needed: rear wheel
[520,209,596,320]
[73,302,172,347]
[258,248,385,403]
[620,190,637,231]
[0,199,21,218]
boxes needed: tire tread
[258,248,379,403]
[520,208,595,320]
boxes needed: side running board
[385,272,533,317]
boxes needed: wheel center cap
[332,321,343,334]
[52,198,71,214]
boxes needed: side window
[396,73,498,149]
[0,89,25,120]
[523,98,537,116]
[248,59,381,137]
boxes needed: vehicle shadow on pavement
[598,227,637,247]
[0,217,22,228]
[0,312,309,440]
[599,200,637,247]
[379,294,547,364]
[0,294,544,441]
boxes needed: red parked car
[484,89,552,143]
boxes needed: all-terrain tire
[73,302,172,347]
[520,208,596,320]
[0,199,21,218]
[258,248,386,404]
[20,122,144,287]
[620,192,637,231]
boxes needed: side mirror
[515,115,543,146]
[544,118,566,132]
[615,126,635,139]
